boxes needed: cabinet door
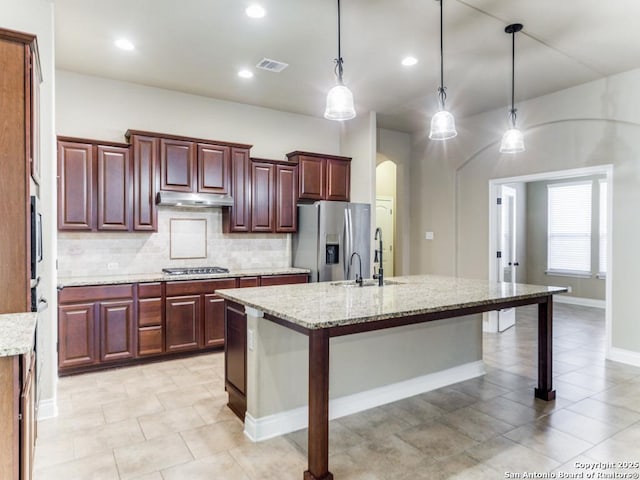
[298,155,324,200]
[198,143,230,194]
[57,141,94,230]
[166,295,201,353]
[132,135,158,231]
[251,161,275,232]
[160,139,196,192]
[203,294,225,348]
[20,353,35,480]
[326,158,350,201]
[225,301,247,417]
[99,300,135,362]
[223,148,251,232]
[28,45,41,187]
[138,297,163,356]
[97,145,131,231]
[276,164,298,232]
[58,303,97,369]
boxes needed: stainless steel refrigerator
[292,201,371,283]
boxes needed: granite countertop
[58,267,310,288]
[216,274,567,330]
[0,312,38,357]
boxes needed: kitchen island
[216,275,566,480]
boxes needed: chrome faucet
[349,252,363,286]
[373,227,384,286]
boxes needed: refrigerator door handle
[343,207,349,280]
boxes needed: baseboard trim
[608,347,640,368]
[554,295,605,309]
[244,360,485,442]
[37,397,58,420]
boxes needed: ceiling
[54,0,640,133]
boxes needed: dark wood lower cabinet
[165,295,201,353]
[58,274,308,375]
[225,301,247,419]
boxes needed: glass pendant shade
[499,128,525,153]
[429,109,457,140]
[324,84,356,121]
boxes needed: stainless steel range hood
[156,191,234,208]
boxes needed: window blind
[547,182,592,274]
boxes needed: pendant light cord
[437,0,447,109]
[335,0,344,84]
[509,28,517,127]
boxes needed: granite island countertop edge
[0,312,38,357]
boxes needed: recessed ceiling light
[238,69,254,79]
[114,38,135,51]
[401,56,418,67]
[245,4,266,18]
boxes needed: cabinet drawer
[165,278,237,296]
[138,327,163,356]
[138,282,162,298]
[59,284,134,303]
[238,276,260,287]
[260,274,308,286]
[138,297,162,327]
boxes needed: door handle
[513,262,520,267]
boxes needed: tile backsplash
[57,208,291,277]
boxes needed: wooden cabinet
[287,151,351,202]
[137,283,163,357]
[130,134,158,231]
[57,141,94,231]
[275,163,298,232]
[160,138,195,192]
[224,272,309,420]
[58,285,135,374]
[198,143,231,194]
[223,148,252,232]
[224,300,247,420]
[1,349,36,480]
[165,278,237,354]
[96,145,131,231]
[250,160,276,232]
[57,138,133,232]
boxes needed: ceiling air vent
[256,58,289,73]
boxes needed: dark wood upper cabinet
[198,143,231,194]
[276,163,298,232]
[223,147,252,232]
[326,158,351,201]
[251,160,276,232]
[58,138,136,232]
[58,141,95,231]
[97,145,131,231]
[160,138,196,192]
[297,155,324,200]
[131,135,158,232]
[287,151,350,202]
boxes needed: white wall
[56,70,340,159]
[1,0,57,418]
[377,128,412,275]
[411,68,640,362]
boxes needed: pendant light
[324,0,356,121]
[500,23,525,153]
[429,0,457,140]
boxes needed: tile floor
[35,304,640,479]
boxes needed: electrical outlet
[425,231,434,240]
[107,262,119,271]
[567,285,572,293]
[247,329,255,351]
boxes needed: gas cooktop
[162,266,230,275]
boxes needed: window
[547,181,592,274]
[599,179,607,275]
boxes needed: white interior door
[498,186,517,331]
[375,197,394,276]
